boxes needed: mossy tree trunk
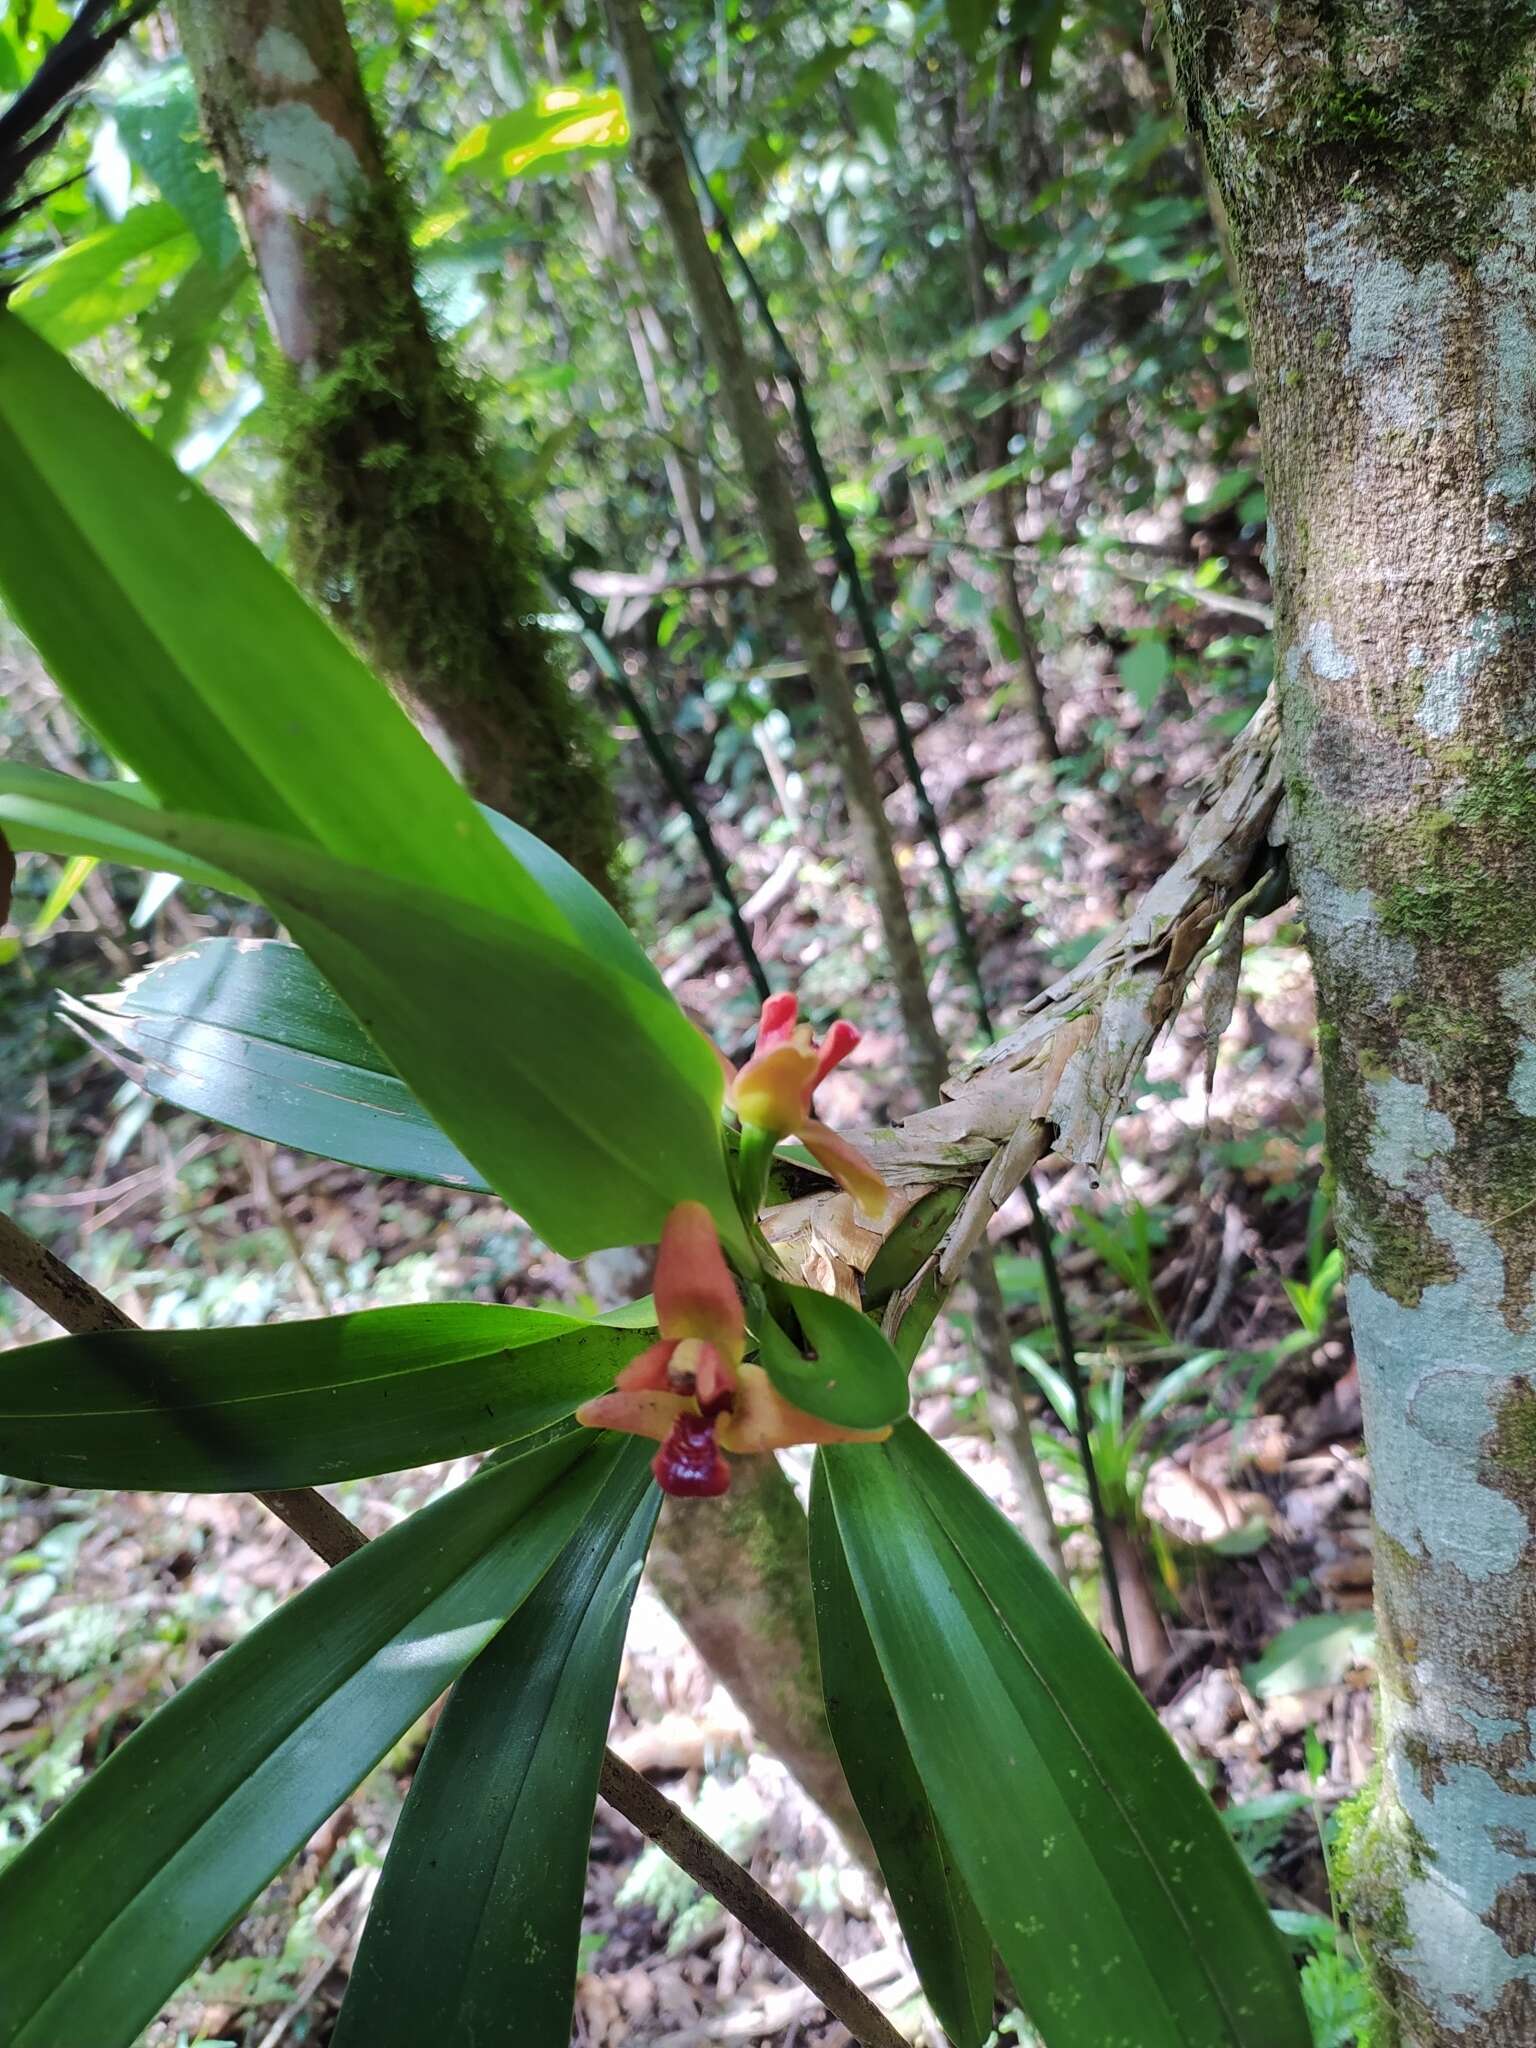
[644,1455,875,1864]
[1173,8,1536,2041]
[175,0,623,898]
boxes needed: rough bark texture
[175,0,622,896]
[600,0,943,1087]
[1171,9,1536,2041]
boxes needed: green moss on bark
[1172,1,1536,264]
[1332,1762,1435,2048]
[270,183,624,901]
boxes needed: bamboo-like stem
[667,107,1000,1040]
[941,82,1061,762]
[0,1207,901,2043]
[601,0,941,1090]
[651,91,1066,1582]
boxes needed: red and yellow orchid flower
[576,1200,891,1497]
[725,993,888,1221]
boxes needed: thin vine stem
[548,561,772,1004]
[0,1205,904,2046]
[667,101,994,1039]
[1023,1179,1137,1682]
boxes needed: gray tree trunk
[175,0,623,897]
[601,0,1066,1585]
[599,0,947,1091]
[1172,9,1536,2041]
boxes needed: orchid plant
[0,312,1308,2048]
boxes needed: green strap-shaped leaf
[756,1283,910,1429]
[819,1425,1309,2048]
[0,767,739,1259]
[67,936,495,1192]
[334,1443,659,2046]
[482,805,667,1000]
[0,1304,651,1491]
[808,1461,993,2048]
[69,868,659,1188]
[0,310,550,927]
[0,1430,638,2048]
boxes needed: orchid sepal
[719,1365,894,1455]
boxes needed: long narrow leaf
[819,1425,1308,2048]
[0,310,551,926]
[67,937,494,1192]
[0,1430,636,2048]
[0,1304,650,1490]
[809,1460,993,2048]
[0,767,739,1258]
[335,1441,659,2045]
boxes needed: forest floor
[0,598,1373,2046]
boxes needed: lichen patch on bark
[253,25,319,88]
[243,102,360,221]
[1173,7,1536,2035]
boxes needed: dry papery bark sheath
[173,0,622,897]
[768,691,1284,1309]
[1168,7,1536,2042]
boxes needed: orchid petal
[574,1388,691,1443]
[801,1120,889,1222]
[753,992,800,1055]
[719,1364,893,1455]
[690,1341,737,1417]
[809,1017,860,1093]
[655,1200,745,1359]
[615,1338,680,1393]
[730,1041,820,1134]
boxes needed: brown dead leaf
[1142,1455,1274,1548]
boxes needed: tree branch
[765,694,1287,1341]
[598,1755,910,2048]
[0,1208,906,2047]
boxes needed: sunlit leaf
[447,84,628,180]
[10,202,198,347]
